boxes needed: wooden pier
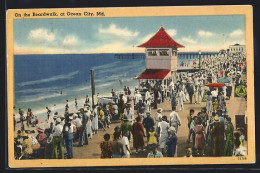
[114,53,145,59]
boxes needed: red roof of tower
[137,69,171,80]
[138,27,184,48]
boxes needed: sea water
[14,52,217,121]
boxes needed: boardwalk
[73,82,246,159]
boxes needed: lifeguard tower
[137,26,184,89]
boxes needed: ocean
[14,52,218,121]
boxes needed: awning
[137,69,171,80]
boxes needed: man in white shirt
[211,89,218,100]
[134,91,142,105]
[73,113,82,140]
[154,108,163,139]
[124,106,134,125]
[64,116,75,159]
[169,109,181,134]
[52,118,64,159]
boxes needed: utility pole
[199,50,201,70]
[90,69,96,109]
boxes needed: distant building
[229,43,245,56]
[137,26,184,86]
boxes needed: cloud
[166,29,177,37]
[181,37,197,44]
[139,33,154,44]
[62,35,79,47]
[198,30,214,37]
[99,24,139,37]
[28,28,55,42]
[229,29,244,37]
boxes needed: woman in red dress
[194,117,206,156]
[132,116,145,153]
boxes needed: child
[148,127,157,146]
[213,98,218,112]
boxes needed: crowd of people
[14,52,247,159]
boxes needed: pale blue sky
[13,15,245,54]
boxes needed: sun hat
[73,113,78,118]
[214,116,220,122]
[36,127,44,133]
[168,126,176,132]
[68,116,73,120]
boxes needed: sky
[13,15,245,54]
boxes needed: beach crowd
[14,52,247,159]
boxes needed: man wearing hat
[210,116,224,157]
[166,126,177,157]
[73,113,82,142]
[78,107,89,147]
[120,116,132,141]
[143,111,154,143]
[36,127,47,158]
[124,104,134,125]
[52,117,64,159]
[63,116,75,159]
[147,143,163,158]
[169,108,181,134]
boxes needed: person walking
[187,109,195,143]
[224,117,234,156]
[211,116,224,157]
[177,89,185,112]
[194,118,206,156]
[121,131,131,158]
[206,91,213,114]
[132,116,145,153]
[158,115,170,155]
[142,111,155,143]
[153,86,159,109]
[100,133,112,158]
[171,91,177,111]
[166,126,177,157]
[169,108,181,134]
[92,106,99,134]
[187,83,194,104]
[111,132,123,158]
[120,116,132,141]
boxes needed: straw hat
[168,126,176,132]
[56,118,61,123]
[214,116,220,122]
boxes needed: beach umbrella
[217,77,232,84]
[205,83,224,88]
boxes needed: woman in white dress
[206,91,213,115]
